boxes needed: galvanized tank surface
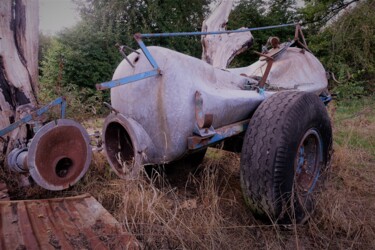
[228,47,328,93]
[104,46,328,178]
[106,47,264,168]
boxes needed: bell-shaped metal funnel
[26,119,92,190]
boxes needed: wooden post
[0,0,39,157]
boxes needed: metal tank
[98,25,328,179]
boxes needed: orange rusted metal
[0,194,139,249]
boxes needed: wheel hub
[295,129,323,194]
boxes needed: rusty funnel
[8,119,92,190]
[27,119,92,190]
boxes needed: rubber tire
[240,91,332,224]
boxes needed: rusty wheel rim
[295,128,323,195]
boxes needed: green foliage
[74,0,211,57]
[300,0,360,32]
[39,0,212,119]
[227,0,298,67]
[39,23,116,119]
[38,81,106,122]
[334,95,375,156]
[56,24,120,88]
[307,0,375,98]
[38,33,53,69]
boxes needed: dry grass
[1,97,374,249]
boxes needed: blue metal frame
[0,97,67,137]
[96,38,161,90]
[96,69,160,90]
[187,119,250,150]
[136,39,159,69]
[139,23,296,38]
[319,94,332,105]
[96,23,297,91]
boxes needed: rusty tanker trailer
[0,25,332,224]
[99,27,332,223]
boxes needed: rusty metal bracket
[254,51,274,61]
[188,119,250,150]
[294,24,312,53]
[103,102,119,114]
[195,91,213,129]
[193,91,216,137]
[193,123,216,138]
[115,43,141,68]
[258,59,274,89]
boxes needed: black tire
[240,91,332,224]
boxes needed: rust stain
[0,194,139,249]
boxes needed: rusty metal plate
[0,194,139,249]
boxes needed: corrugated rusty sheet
[0,193,139,249]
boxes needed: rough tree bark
[0,0,39,156]
[201,0,253,68]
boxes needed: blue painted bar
[319,94,332,105]
[188,119,250,150]
[140,23,296,38]
[61,98,67,119]
[96,23,296,91]
[96,69,160,90]
[0,97,66,137]
[136,40,159,69]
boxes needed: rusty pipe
[7,148,28,173]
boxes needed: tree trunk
[0,0,39,157]
[201,0,253,68]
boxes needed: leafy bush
[227,0,298,67]
[39,0,212,119]
[307,0,375,98]
[39,23,117,119]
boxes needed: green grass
[333,96,375,157]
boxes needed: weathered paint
[188,119,249,150]
[102,26,328,170]
[0,194,139,249]
[109,46,265,164]
[228,47,328,94]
